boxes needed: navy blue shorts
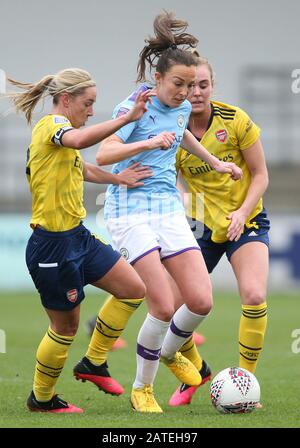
[190,209,270,273]
[26,223,121,311]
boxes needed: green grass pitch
[0,290,299,428]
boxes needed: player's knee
[152,305,175,322]
[242,289,267,306]
[191,302,212,316]
[185,284,213,315]
[118,279,146,300]
[186,293,213,315]
[158,310,175,321]
[51,322,79,337]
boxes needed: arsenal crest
[215,129,228,143]
[66,289,78,303]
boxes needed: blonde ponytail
[6,68,95,124]
[7,75,54,124]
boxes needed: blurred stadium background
[0,0,299,293]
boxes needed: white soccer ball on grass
[210,367,260,414]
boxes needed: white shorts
[106,212,200,264]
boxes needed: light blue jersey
[104,85,192,218]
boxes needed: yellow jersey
[26,114,86,231]
[176,101,262,243]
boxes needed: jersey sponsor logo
[148,133,182,151]
[177,114,185,128]
[53,116,69,124]
[187,154,234,175]
[215,129,228,143]
[116,107,130,118]
[74,155,83,170]
[188,164,213,175]
[66,289,78,303]
[120,247,129,260]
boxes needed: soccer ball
[210,367,260,414]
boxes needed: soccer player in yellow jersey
[169,52,269,406]
[6,68,154,413]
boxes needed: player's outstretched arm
[96,131,176,165]
[181,129,243,180]
[83,161,152,187]
[62,90,154,150]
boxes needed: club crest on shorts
[177,114,185,128]
[215,129,228,143]
[120,247,129,260]
[66,289,78,303]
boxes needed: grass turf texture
[0,291,299,428]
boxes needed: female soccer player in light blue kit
[97,11,243,413]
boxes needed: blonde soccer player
[6,68,153,413]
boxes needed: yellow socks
[179,303,267,376]
[86,295,143,365]
[33,327,74,402]
[179,335,202,371]
[239,302,268,373]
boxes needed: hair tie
[169,43,177,50]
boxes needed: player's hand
[226,209,247,241]
[214,161,243,180]
[147,131,176,150]
[117,162,153,188]
[126,89,156,122]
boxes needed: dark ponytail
[137,11,198,83]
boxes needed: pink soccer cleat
[169,360,212,406]
[27,391,83,413]
[73,356,124,395]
